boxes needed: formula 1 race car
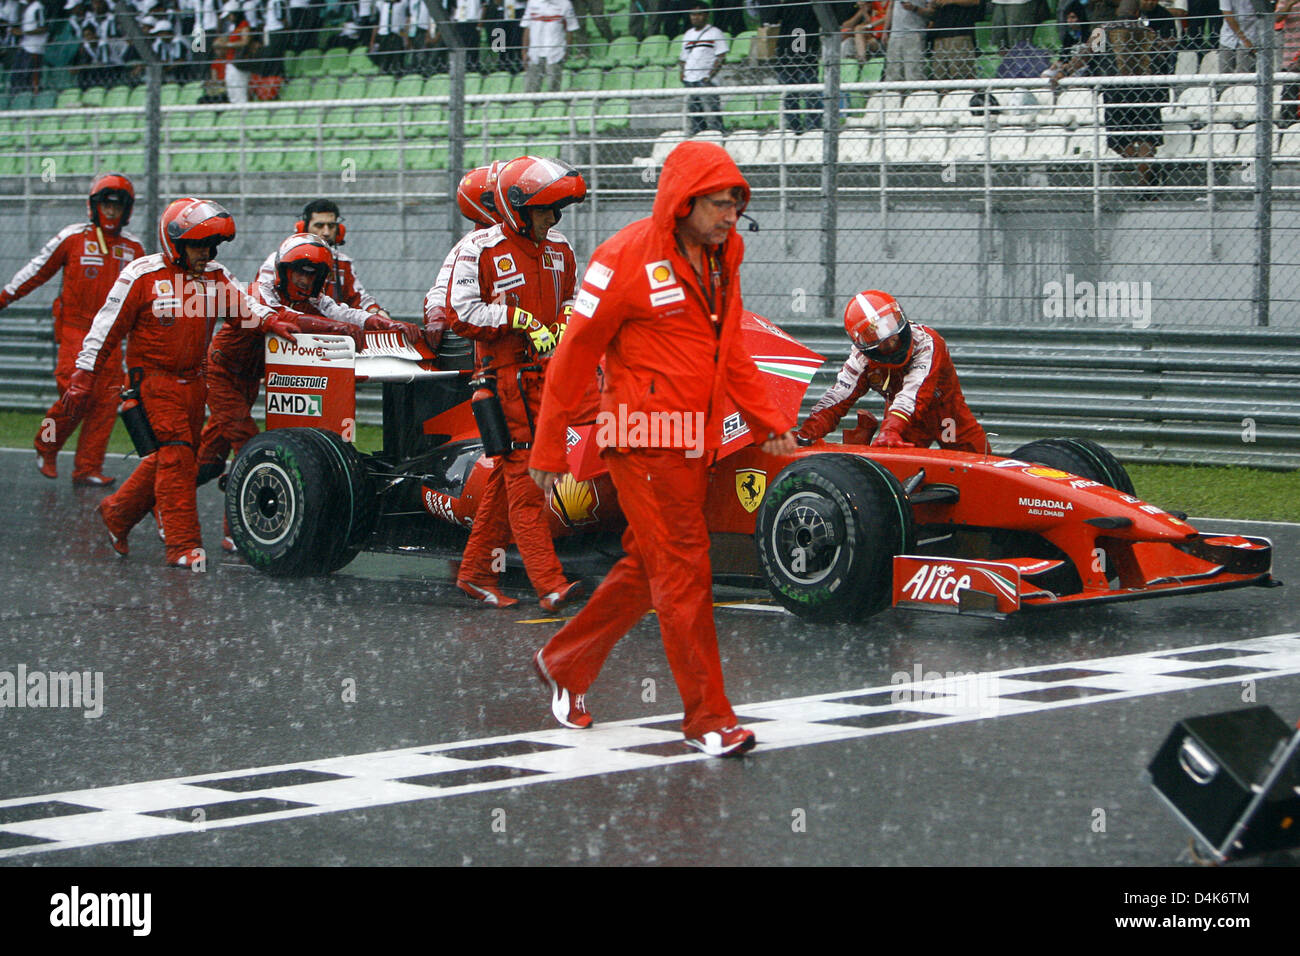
[224,318,1277,622]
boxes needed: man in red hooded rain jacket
[527,140,797,758]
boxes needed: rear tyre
[226,428,378,576]
[1010,437,1135,495]
[756,454,915,623]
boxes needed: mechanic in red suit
[296,198,391,319]
[197,233,404,550]
[0,174,145,485]
[447,156,586,612]
[527,140,797,758]
[68,198,305,567]
[798,290,988,454]
[423,162,503,360]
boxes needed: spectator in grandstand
[0,175,146,487]
[989,0,1040,55]
[762,0,822,132]
[1,0,19,73]
[406,0,440,75]
[798,290,987,454]
[652,0,695,37]
[11,0,48,91]
[71,22,108,88]
[1138,0,1179,74]
[1101,0,1169,192]
[287,0,321,54]
[213,1,252,102]
[369,0,408,73]
[998,36,1051,78]
[679,3,728,134]
[1218,0,1263,72]
[522,0,577,92]
[883,0,928,83]
[1182,0,1220,52]
[840,0,889,64]
[452,0,483,72]
[330,3,368,49]
[85,0,127,85]
[929,0,980,80]
[484,0,524,73]
[1042,1,1090,82]
[572,0,613,43]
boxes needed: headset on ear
[293,220,346,244]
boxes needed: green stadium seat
[464,72,483,96]
[638,34,670,68]
[405,102,446,140]
[497,101,534,136]
[189,110,220,143]
[534,100,570,137]
[298,51,325,77]
[406,145,448,170]
[213,111,244,145]
[608,35,640,68]
[56,89,81,109]
[356,105,392,139]
[754,93,781,129]
[284,50,300,78]
[168,149,205,175]
[633,67,666,90]
[860,59,884,83]
[348,46,380,76]
[481,71,512,97]
[127,86,146,107]
[178,81,205,105]
[725,94,760,131]
[160,83,180,106]
[310,77,341,101]
[9,91,34,111]
[280,80,308,101]
[394,74,424,99]
[600,67,634,90]
[33,114,65,148]
[595,97,630,133]
[566,68,602,92]
[322,48,351,76]
[338,76,368,100]
[508,72,526,94]
[0,152,26,176]
[107,111,143,145]
[106,148,144,174]
[423,74,450,98]
[367,75,397,98]
[61,151,93,176]
[730,30,755,63]
[33,91,57,109]
[102,86,129,109]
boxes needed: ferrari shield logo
[549,473,600,527]
[735,469,766,513]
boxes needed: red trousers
[196,365,261,472]
[540,449,736,739]
[35,331,121,479]
[100,373,206,562]
[459,450,566,598]
[906,402,987,454]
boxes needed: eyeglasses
[699,196,745,214]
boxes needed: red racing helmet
[274,233,333,302]
[493,156,587,239]
[159,197,236,270]
[457,162,504,226]
[845,290,913,367]
[87,172,134,233]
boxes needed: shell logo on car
[549,474,600,526]
[1024,466,1072,479]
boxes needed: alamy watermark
[1042,274,1153,328]
[593,405,706,459]
[890,664,1001,716]
[0,665,104,718]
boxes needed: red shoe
[684,726,757,758]
[533,649,593,729]
[456,579,519,608]
[222,536,236,553]
[72,473,116,488]
[538,579,583,613]
[96,501,128,557]
[34,445,57,479]
[167,550,204,570]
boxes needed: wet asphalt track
[0,446,1297,869]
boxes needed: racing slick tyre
[226,427,379,576]
[756,454,915,623]
[1010,438,1136,496]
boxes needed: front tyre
[756,454,915,623]
[1010,437,1135,495]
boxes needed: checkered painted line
[2,632,1298,859]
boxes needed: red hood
[651,141,751,258]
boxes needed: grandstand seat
[1046,87,1096,127]
[407,145,449,170]
[936,90,974,127]
[347,46,380,76]
[192,110,223,144]
[1065,126,1100,159]
[566,68,603,92]
[1188,123,1236,157]
[881,131,909,163]
[989,128,1027,161]
[1198,50,1220,75]
[730,30,755,64]
[393,74,424,99]
[284,51,300,78]
[608,35,640,69]
[497,101,534,136]
[127,86,147,108]
[725,131,762,165]
[946,127,984,161]
[638,34,670,68]
[633,67,666,90]
[8,91,34,111]
[859,59,884,83]
[1278,129,1300,159]
[1023,125,1070,161]
[423,73,451,98]
[534,100,570,137]
[1232,123,1261,157]
[724,93,760,131]
[756,132,797,164]
[310,77,342,101]
[594,97,631,133]
[338,77,368,100]
[298,51,325,77]
[160,83,180,106]
[1165,85,1212,126]
[367,75,397,99]
[848,91,900,129]
[106,111,143,145]
[837,129,878,163]
[793,134,823,164]
[405,102,446,140]
[481,71,512,97]
[177,81,205,105]
[33,114,67,148]
[465,72,484,96]
[649,130,684,164]
[1216,85,1257,125]
[323,48,350,76]
[33,91,56,109]
[908,127,949,163]
[896,91,939,128]
[1174,50,1198,75]
[102,85,130,109]
[55,89,80,109]
[1161,123,1195,158]
[356,105,392,140]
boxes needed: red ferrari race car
[224,316,1278,622]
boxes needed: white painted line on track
[1,632,1298,860]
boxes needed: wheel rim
[239,461,296,547]
[769,491,843,586]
